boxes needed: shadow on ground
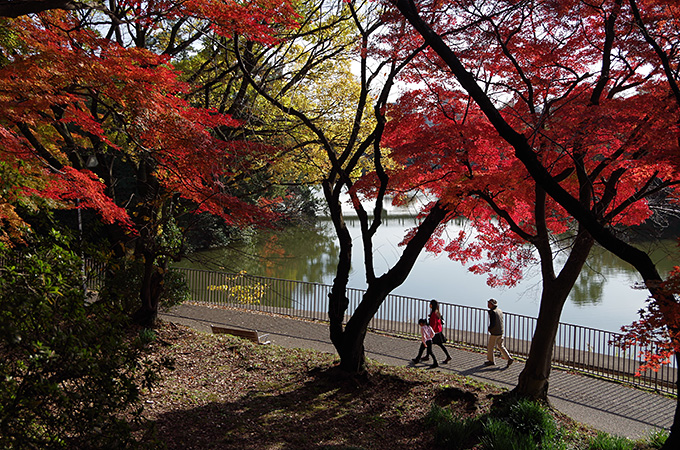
[150,364,493,450]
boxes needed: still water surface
[182,213,678,333]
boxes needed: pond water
[180,203,679,333]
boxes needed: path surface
[161,303,676,440]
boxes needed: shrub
[477,398,569,450]
[435,415,481,449]
[506,398,558,444]
[425,404,481,449]
[425,405,481,449]
[588,432,634,450]
[99,257,190,314]
[0,232,169,449]
[425,404,454,427]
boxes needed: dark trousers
[416,340,437,364]
[433,334,451,359]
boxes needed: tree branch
[390,0,664,284]
[0,0,84,17]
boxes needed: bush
[588,432,634,450]
[425,404,454,427]
[100,257,190,314]
[477,398,569,450]
[506,398,558,444]
[0,232,169,449]
[425,404,481,449]
[436,416,481,449]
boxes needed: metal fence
[3,253,675,395]
[175,267,677,396]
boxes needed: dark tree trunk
[337,281,392,373]
[325,181,355,368]
[515,272,582,398]
[516,230,594,399]
[132,251,165,328]
[515,285,565,400]
[328,200,448,374]
[132,161,165,328]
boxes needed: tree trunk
[515,280,575,399]
[328,201,448,374]
[516,231,595,400]
[132,253,165,328]
[339,281,393,372]
[336,313,369,374]
[132,160,165,328]
[325,180,355,365]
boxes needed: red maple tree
[616,265,680,375]
[0,1,298,324]
[387,0,680,446]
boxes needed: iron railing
[175,267,677,396]
[3,255,673,394]
[3,255,674,394]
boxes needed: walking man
[485,298,514,368]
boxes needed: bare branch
[0,0,87,17]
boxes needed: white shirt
[420,324,435,344]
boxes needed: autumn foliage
[382,0,680,388]
[0,2,298,245]
[382,0,678,280]
[615,265,680,375]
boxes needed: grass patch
[423,396,665,450]
[643,429,669,449]
[587,432,634,450]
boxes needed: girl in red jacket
[427,299,452,364]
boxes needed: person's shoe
[421,356,430,361]
[484,361,495,366]
[443,357,452,364]
[507,359,514,368]
[412,358,420,364]
[431,362,439,368]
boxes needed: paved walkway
[160,303,676,440]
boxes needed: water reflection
[570,268,606,307]
[568,242,677,307]
[177,215,678,332]
[179,223,339,284]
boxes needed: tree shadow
[150,366,433,450]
